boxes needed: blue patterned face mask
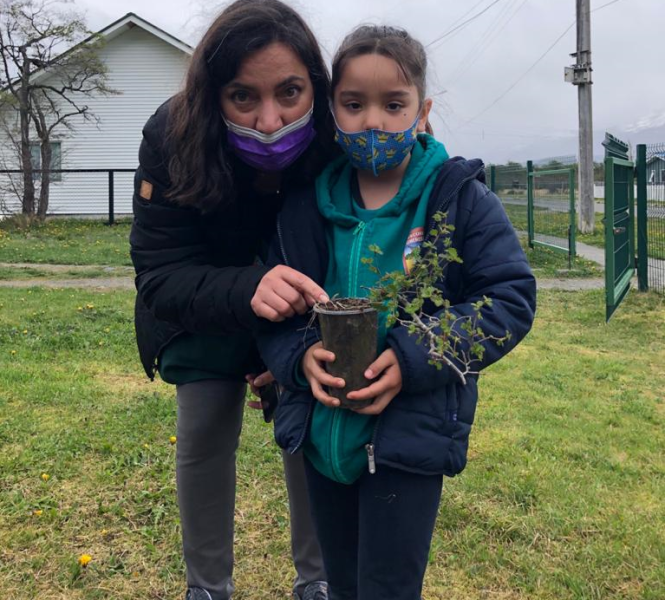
[333,114,421,176]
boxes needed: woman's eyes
[231,90,253,104]
[281,85,302,100]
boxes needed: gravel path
[0,272,605,292]
[0,277,134,289]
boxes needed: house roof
[95,13,193,55]
[647,152,665,165]
[2,12,192,91]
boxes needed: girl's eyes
[342,101,405,112]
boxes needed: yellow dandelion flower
[98,341,104,346]
[100,529,108,536]
[104,327,110,333]
[169,436,177,445]
[143,443,149,449]
[86,303,94,309]
[41,473,50,481]
[33,509,43,516]
[78,554,92,567]
[22,330,27,334]
[11,350,16,355]
[77,306,83,311]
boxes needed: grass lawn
[0,286,663,599]
[0,214,604,281]
[0,218,132,266]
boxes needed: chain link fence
[644,143,665,292]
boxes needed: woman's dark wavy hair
[332,25,433,135]
[166,0,334,211]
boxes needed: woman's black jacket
[129,100,278,379]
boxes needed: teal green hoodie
[304,134,450,484]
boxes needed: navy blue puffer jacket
[258,157,536,477]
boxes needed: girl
[259,25,536,600]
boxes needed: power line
[426,0,505,50]
[457,0,624,128]
[445,0,489,32]
[447,0,530,86]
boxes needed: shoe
[185,587,214,600]
[293,581,328,600]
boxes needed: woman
[129,1,335,599]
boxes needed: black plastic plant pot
[313,298,378,409]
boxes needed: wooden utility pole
[566,0,594,233]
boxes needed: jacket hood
[316,134,451,227]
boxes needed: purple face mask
[223,106,316,172]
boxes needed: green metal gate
[603,134,635,322]
[527,163,576,266]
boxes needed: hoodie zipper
[347,221,367,296]
[322,220,367,484]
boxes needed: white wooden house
[0,13,192,216]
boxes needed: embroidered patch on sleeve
[139,180,153,201]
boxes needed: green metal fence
[639,143,665,293]
[490,163,528,231]
[528,165,577,264]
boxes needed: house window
[29,141,62,182]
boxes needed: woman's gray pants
[176,379,325,599]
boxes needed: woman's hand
[245,371,275,410]
[301,342,345,408]
[251,265,329,321]
[346,349,403,415]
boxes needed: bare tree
[0,0,117,219]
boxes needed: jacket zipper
[365,443,376,474]
[276,215,290,267]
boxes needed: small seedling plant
[361,212,511,385]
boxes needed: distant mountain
[494,117,665,164]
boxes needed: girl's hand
[245,371,275,409]
[302,342,345,408]
[346,349,403,415]
[251,265,329,321]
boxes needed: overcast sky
[75,0,664,163]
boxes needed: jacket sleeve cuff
[386,325,455,394]
[238,265,271,333]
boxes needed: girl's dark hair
[332,25,433,134]
[166,0,334,210]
